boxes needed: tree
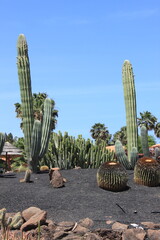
[112,126,127,146]
[137,111,157,130]
[154,122,160,138]
[15,92,58,131]
[5,133,14,143]
[90,123,112,145]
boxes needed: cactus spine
[122,60,138,162]
[17,34,53,177]
[140,125,150,157]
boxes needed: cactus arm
[115,140,131,169]
[38,98,53,158]
[122,60,138,161]
[140,125,150,157]
[17,34,34,168]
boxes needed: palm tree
[154,122,160,138]
[113,126,127,146]
[137,111,157,130]
[15,92,58,131]
[90,123,112,145]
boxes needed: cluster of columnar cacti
[115,139,138,169]
[17,34,53,179]
[41,131,115,169]
[97,161,128,191]
[122,60,138,163]
[134,157,160,187]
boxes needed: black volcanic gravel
[0,169,160,229]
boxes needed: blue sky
[0,0,160,141]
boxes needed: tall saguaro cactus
[17,34,53,180]
[17,34,34,170]
[122,60,138,162]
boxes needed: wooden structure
[0,142,23,170]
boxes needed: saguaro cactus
[17,34,53,180]
[122,60,138,162]
[17,34,34,170]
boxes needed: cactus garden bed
[0,168,160,230]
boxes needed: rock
[112,222,128,231]
[73,224,90,235]
[147,229,160,240]
[106,220,114,225]
[141,221,155,229]
[46,219,56,227]
[84,232,102,240]
[63,234,83,240]
[20,210,47,231]
[79,218,94,228]
[49,168,60,180]
[55,221,75,232]
[94,229,122,239]
[53,230,68,239]
[50,170,64,188]
[22,207,42,221]
[122,228,146,240]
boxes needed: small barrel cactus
[134,157,160,187]
[97,161,128,192]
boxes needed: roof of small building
[0,142,23,156]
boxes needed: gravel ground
[0,169,160,229]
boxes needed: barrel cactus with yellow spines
[97,161,128,192]
[134,157,160,187]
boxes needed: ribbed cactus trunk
[17,34,34,170]
[122,60,138,162]
[17,34,53,178]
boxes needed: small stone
[73,224,89,235]
[22,207,42,221]
[55,221,75,232]
[84,232,102,240]
[141,222,155,228]
[122,228,146,240]
[147,229,160,240]
[79,218,94,228]
[21,210,47,231]
[53,230,68,240]
[106,220,114,225]
[112,222,128,231]
[50,170,64,188]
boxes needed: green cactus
[155,147,160,161]
[140,125,150,157]
[41,131,114,169]
[130,147,138,169]
[122,60,138,162]
[134,157,160,187]
[97,161,128,192]
[17,34,53,178]
[115,140,131,169]
[0,133,5,154]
